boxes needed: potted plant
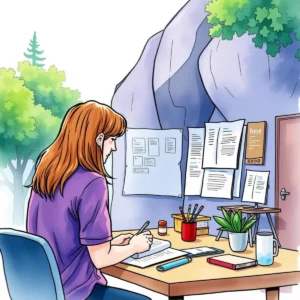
[214,209,257,252]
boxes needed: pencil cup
[181,222,197,242]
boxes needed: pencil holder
[181,222,197,242]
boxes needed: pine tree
[24,31,46,67]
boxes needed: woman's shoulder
[75,165,106,185]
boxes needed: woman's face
[102,136,117,163]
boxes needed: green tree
[205,0,300,60]
[24,31,46,67]
[0,62,80,227]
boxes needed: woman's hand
[111,233,134,246]
[129,231,153,253]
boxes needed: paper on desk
[185,128,205,195]
[123,248,186,268]
[131,238,171,259]
[203,120,245,169]
[242,170,270,205]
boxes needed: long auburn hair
[30,100,127,198]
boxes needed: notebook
[122,238,186,268]
[207,254,257,270]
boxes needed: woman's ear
[96,133,104,149]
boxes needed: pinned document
[203,120,245,169]
[184,128,205,195]
[242,170,270,204]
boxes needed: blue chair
[0,229,65,300]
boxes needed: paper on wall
[242,170,270,204]
[203,120,245,169]
[184,128,205,195]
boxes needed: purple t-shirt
[27,166,112,300]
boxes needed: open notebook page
[131,238,171,259]
[123,248,186,268]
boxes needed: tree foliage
[18,61,81,118]
[206,0,300,60]
[0,61,81,226]
[24,31,46,67]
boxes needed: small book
[207,254,257,270]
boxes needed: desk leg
[169,297,184,300]
[247,214,253,247]
[216,230,222,241]
[253,214,260,244]
[266,287,279,300]
[266,213,281,248]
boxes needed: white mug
[256,231,279,266]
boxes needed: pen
[190,205,204,223]
[187,204,191,222]
[156,257,192,271]
[179,206,187,222]
[136,221,150,235]
[190,204,198,223]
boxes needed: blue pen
[156,257,192,271]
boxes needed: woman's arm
[88,231,152,269]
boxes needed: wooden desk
[102,229,300,300]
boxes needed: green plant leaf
[278,32,293,47]
[213,216,234,231]
[271,19,284,32]
[207,14,220,25]
[252,35,266,48]
[241,219,257,232]
[267,7,281,23]
[209,24,223,38]
[221,208,231,224]
[248,26,259,35]
[248,18,257,28]
[222,26,235,40]
[294,27,300,41]
[260,26,270,38]
[267,31,278,42]
[255,7,269,23]
[266,42,281,56]
[241,217,247,228]
[232,212,242,232]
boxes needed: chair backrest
[0,229,65,300]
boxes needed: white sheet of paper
[122,248,186,268]
[201,169,234,199]
[233,125,246,197]
[242,170,270,204]
[148,138,159,156]
[131,238,170,259]
[203,120,245,169]
[184,128,205,195]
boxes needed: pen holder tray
[172,214,211,236]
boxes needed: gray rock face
[110,32,163,230]
[199,34,300,121]
[198,34,300,235]
[154,0,214,135]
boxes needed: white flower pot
[228,232,248,252]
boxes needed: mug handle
[273,239,279,257]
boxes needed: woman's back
[27,166,112,300]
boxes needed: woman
[26,101,153,300]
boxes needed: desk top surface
[104,228,299,284]
[217,205,281,214]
